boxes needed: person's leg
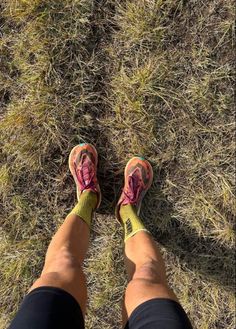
[123,229,177,320]
[29,144,101,316]
[29,210,92,316]
[8,143,101,329]
[116,157,191,328]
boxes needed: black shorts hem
[124,298,193,329]
[9,286,84,329]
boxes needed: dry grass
[0,0,235,328]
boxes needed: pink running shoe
[69,143,101,208]
[116,156,153,221]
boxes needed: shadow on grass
[158,222,235,290]
[141,167,235,291]
[70,0,123,212]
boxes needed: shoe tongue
[82,156,91,185]
[122,172,141,204]
[130,171,139,191]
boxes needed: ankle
[119,204,148,242]
[80,190,98,210]
[119,204,137,221]
[68,190,98,227]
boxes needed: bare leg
[123,231,178,324]
[30,214,89,316]
[8,144,101,329]
[115,157,179,325]
[30,143,101,318]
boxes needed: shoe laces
[123,169,143,204]
[74,154,96,191]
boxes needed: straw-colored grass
[0,0,235,328]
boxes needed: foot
[68,143,101,208]
[116,156,153,220]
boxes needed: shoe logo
[125,219,133,235]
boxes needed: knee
[125,260,174,303]
[132,259,163,284]
[29,248,87,303]
[124,259,178,315]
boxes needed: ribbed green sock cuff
[68,190,97,227]
[119,204,149,242]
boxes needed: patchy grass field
[0,0,235,328]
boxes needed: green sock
[68,190,97,227]
[119,204,149,242]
